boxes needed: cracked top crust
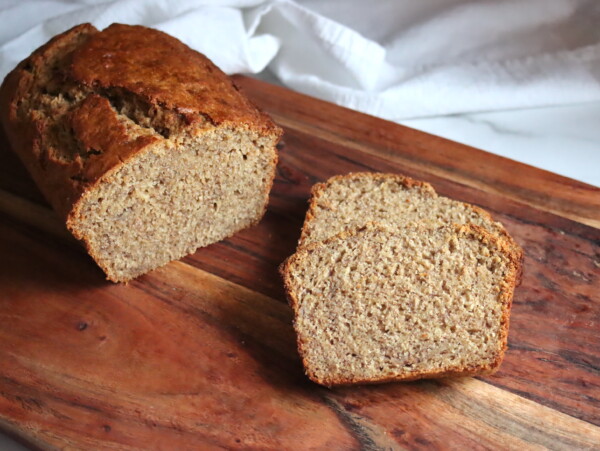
[70,24,273,130]
[0,23,280,220]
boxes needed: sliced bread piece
[298,173,521,260]
[281,223,520,387]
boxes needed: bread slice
[0,24,281,282]
[298,173,521,260]
[281,223,520,387]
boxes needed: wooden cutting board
[0,75,598,450]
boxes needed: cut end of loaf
[0,23,282,282]
[282,224,518,387]
[69,126,277,282]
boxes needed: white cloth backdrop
[1,0,599,121]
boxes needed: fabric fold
[0,0,598,120]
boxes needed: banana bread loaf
[0,23,281,282]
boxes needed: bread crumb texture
[283,224,518,386]
[0,24,281,281]
[299,173,519,257]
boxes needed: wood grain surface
[0,75,599,450]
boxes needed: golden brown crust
[0,23,282,225]
[70,24,278,134]
[280,222,521,387]
[0,24,99,219]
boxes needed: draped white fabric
[0,0,598,121]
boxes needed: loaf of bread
[299,173,521,259]
[0,24,281,282]
[281,223,520,386]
